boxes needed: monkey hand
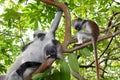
[73,43,82,48]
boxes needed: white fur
[75,21,92,45]
[84,22,92,33]
[5,10,63,80]
[6,71,22,80]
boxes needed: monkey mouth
[45,54,57,60]
[44,44,58,59]
[45,51,62,59]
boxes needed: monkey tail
[92,37,100,80]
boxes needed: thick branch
[33,60,54,74]
[27,60,54,80]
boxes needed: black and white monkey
[5,9,63,80]
[73,18,100,80]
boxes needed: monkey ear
[77,18,82,21]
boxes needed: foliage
[0,0,120,80]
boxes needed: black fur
[74,24,82,31]
[81,20,89,27]
[37,33,45,41]
[22,33,46,52]
[77,18,82,21]
[52,40,58,46]
[44,39,59,59]
[16,62,41,77]
[75,19,88,31]
[34,33,45,41]
[22,41,33,52]
[45,45,57,59]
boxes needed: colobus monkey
[5,10,63,80]
[73,18,100,80]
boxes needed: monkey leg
[73,33,83,47]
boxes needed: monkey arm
[41,0,72,53]
[49,10,63,34]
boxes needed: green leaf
[34,20,38,30]
[60,60,70,80]
[80,48,91,57]
[32,73,43,80]
[68,54,79,73]
[32,67,51,80]
[50,69,61,80]
[18,0,24,3]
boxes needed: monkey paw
[73,43,82,47]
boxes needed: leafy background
[0,0,120,80]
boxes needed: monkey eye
[34,33,45,41]
[37,33,45,38]
[75,25,81,30]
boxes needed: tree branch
[62,31,120,53]
[106,12,120,34]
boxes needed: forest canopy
[0,0,120,80]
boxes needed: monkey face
[44,39,62,60]
[74,21,82,31]
[33,31,62,61]
[73,18,83,31]
[45,45,57,59]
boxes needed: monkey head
[73,18,83,31]
[33,30,62,61]
[22,30,62,62]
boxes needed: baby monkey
[73,18,99,46]
[73,18,100,80]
